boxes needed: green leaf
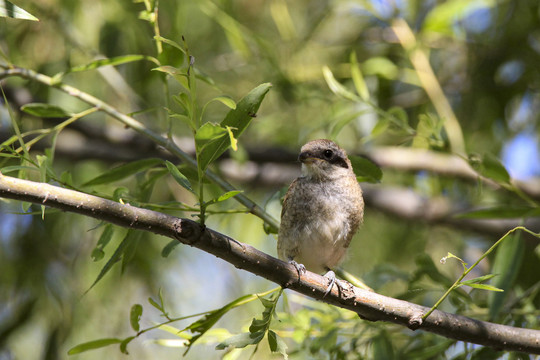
[0,1,38,21]
[154,35,187,55]
[183,292,260,354]
[206,95,237,110]
[350,52,370,101]
[83,158,162,186]
[423,0,496,35]
[349,155,383,183]
[460,273,497,285]
[130,304,143,332]
[91,224,115,261]
[67,338,122,355]
[322,66,359,102]
[488,232,524,319]
[462,283,504,292]
[204,190,243,206]
[69,55,153,72]
[21,103,72,118]
[152,65,182,77]
[120,336,135,354]
[165,161,195,194]
[215,331,264,350]
[267,330,288,358]
[456,206,540,219]
[362,57,399,80]
[161,239,180,258]
[196,83,271,172]
[475,153,511,184]
[85,234,131,293]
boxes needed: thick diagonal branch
[0,174,538,354]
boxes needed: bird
[278,139,364,296]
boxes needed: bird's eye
[323,149,333,159]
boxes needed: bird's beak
[298,151,315,163]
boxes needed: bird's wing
[280,178,299,218]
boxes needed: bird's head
[298,139,353,180]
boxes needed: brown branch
[0,174,538,354]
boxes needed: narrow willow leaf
[85,235,131,293]
[152,65,182,76]
[83,158,162,186]
[161,239,180,258]
[0,1,38,21]
[67,338,122,355]
[322,66,359,102]
[205,190,243,206]
[196,83,271,172]
[130,304,143,332]
[165,161,195,194]
[460,274,497,285]
[268,330,288,357]
[154,35,187,54]
[183,293,259,354]
[488,232,524,319]
[21,103,72,118]
[120,336,136,354]
[207,95,237,110]
[69,55,153,72]
[215,332,264,350]
[349,155,383,183]
[464,283,504,292]
[350,51,370,101]
[91,224,115,261]
[477,153,511,184]
[456,206,540,219]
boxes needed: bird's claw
[323,270,341,297]
[289,260,306,279]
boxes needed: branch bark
[0,174,538,354]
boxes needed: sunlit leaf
[322,66,359,102]
[423,0,496,35]
[0,1,38,21]
[215,332,264,350]
[462,283,504,292]
[21,103,72,118]
[362,57,399,80]
[67,338,122,355]
[350,51,369,101]
[205,190,243,206]
[207,95,237,110]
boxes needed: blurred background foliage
[0,0,539,359]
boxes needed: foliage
[0,0,539,359]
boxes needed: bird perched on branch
[278,139,364,295]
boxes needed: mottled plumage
[278,139,364,282]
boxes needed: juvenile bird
[278,139,364,295]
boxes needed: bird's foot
[323,270,342,297]
[288,260,306,280]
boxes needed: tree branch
[0,174,538,354]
